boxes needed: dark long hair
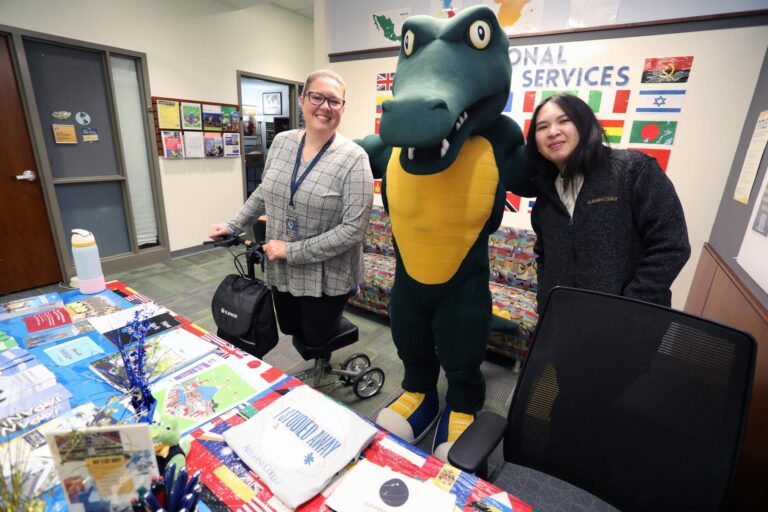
[525,93,609,191]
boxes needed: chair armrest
[447,411,507,473]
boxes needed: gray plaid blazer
[228,130,374,297]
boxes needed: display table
[0,282,532,512]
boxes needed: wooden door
[0,35,61,294]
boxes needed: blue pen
[187,483,202,512]
[164,462,176,492]
[145,492,162,512]
[184,470,201,495]
[167,466,186,512]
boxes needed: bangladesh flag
[629,121,677,145]
[641,56,693,83]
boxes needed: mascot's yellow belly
[386,137,499,285]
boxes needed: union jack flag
[376,72,395,91]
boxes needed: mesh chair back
[505,287,755,511]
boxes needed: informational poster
[737,160,768,293]
[734,110,768,204]
[183,131,205,158]
[52,124,77,144]
[161,130,184,158]
[181,102,202,130]
[204,132,223,157]
[202,104,223,132]
[224,132,240,157]
[157,99,181,129]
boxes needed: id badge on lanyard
[285,211,299,240]
[287,132,335,241]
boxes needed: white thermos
[71,229,106,294]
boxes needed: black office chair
[449,287,756,512]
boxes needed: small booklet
[89,328,216,392]
[23,294,121,334]
[45,423,158,511]
[0,292,63,321]
[326,458,457,512]
[223,385,378,509]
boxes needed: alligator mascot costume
[358,5,534,460]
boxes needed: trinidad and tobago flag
[505,192,521,212]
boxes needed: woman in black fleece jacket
[526,93,690,312]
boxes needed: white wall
[316,4,768,310]
[0,0,314,251]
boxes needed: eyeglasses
[304,91,345,110]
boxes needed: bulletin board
[331,13,768,307]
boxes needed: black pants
[271,288,352,346]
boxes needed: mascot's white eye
[468,20,492,49]
[403,29,415,56]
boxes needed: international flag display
[504,92,513,113]
[523,91,536,113]
[641,56,694,83]
[375,95,391,114]
[505,192,521,212]
[599,119,624,144]
[375,117,381,134]
[376,72,395,91]
[587,91,602,113]
[373,179,382,194]
[629,147,671,172]
[629,120,677,145]
[612,90,630,113]
[635,90,686,113]
[527,199,536,214]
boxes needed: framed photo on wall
[263,92,282,115]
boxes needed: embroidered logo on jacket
[587,196,619,205]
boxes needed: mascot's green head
[151,415,186,473]
[379,5,511,174]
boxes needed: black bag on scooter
[211,274,278,358]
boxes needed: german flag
[641,56,694,83]
[599,119,624,144]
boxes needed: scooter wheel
[353,367,385,399]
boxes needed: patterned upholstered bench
[348,206,539,365]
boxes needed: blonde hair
[303,69,346,98]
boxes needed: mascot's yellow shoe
[432,408,475,462]
[376,389,440,444]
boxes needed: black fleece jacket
[531,149,690,311]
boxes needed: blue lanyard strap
[290,132,336,207]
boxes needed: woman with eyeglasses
[209,69,374,347]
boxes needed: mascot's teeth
[408,147,415,160]
[441,138,450,158]
[454,112,469,132]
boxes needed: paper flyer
[152,353,273,432]
[0,292,63,321]
[45,423,158,512]
[89,328,216,392]
[43,336,104,366]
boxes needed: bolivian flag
[599,120,624,144]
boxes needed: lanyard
[289,132,335,207]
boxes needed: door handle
[15,170,37,181]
